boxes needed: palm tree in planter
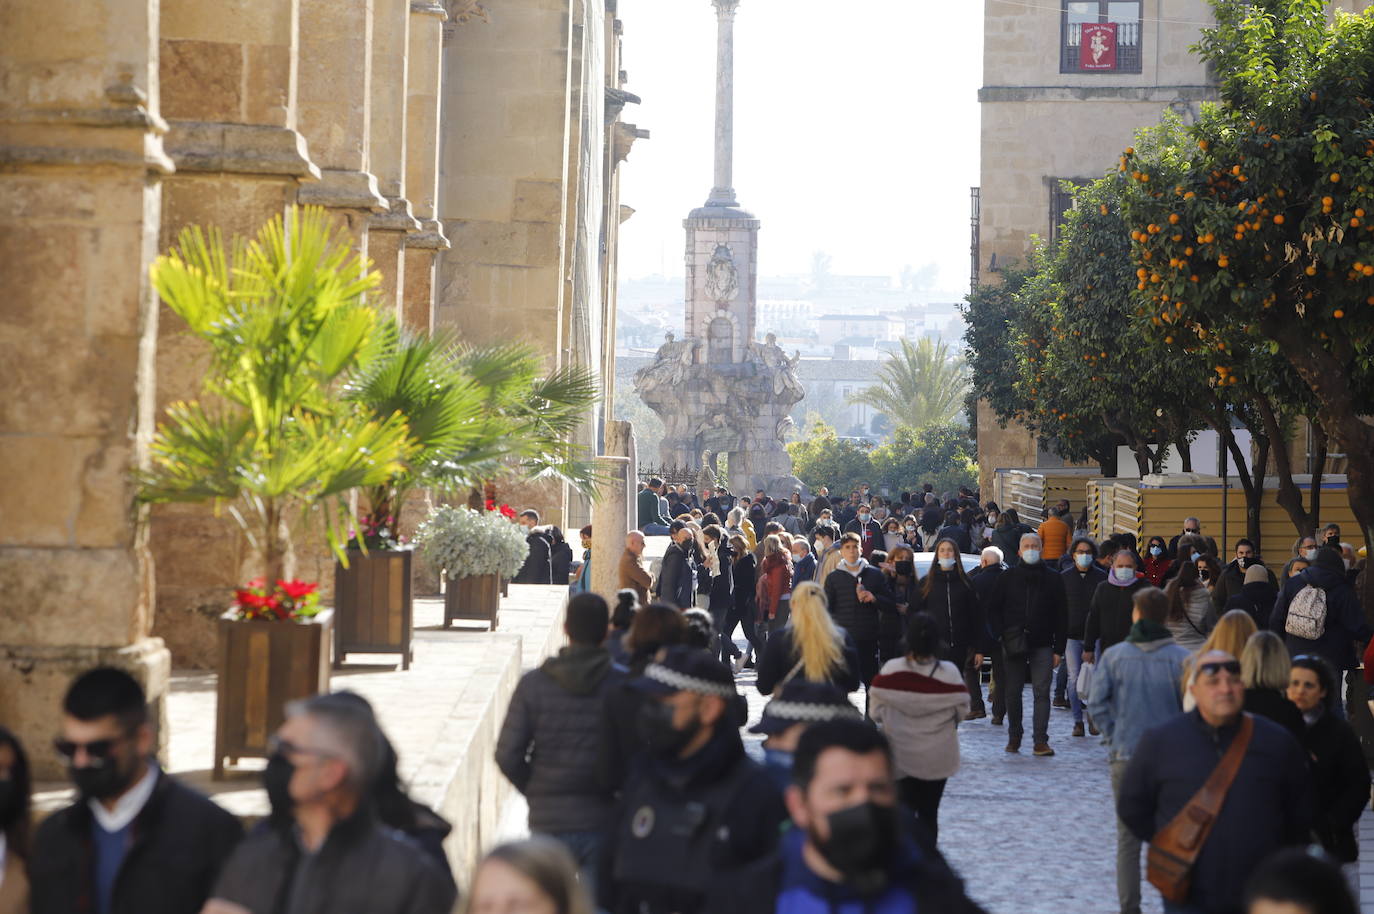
[139,206,411,777]
[352,337,604,633]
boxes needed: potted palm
[139,206,410,777]
[416,504,528,629]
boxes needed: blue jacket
[1118,711,1314,914]
[1086,636,1190,761]
[792,553,818,586]
[1269,565,1371,670]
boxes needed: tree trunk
[1256,394,1314,537]
[263,498,288,585]
[1222,427,1263,553]
[1310,421,1328,530]
[1176,434,1194,472]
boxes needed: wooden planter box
[214,608,333,779]
[333,549,413,670]
[444,573,500,630]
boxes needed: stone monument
[634,0,806,498]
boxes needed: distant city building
[815,314,904,343]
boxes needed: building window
[1061,1,1142,74]
[1049,182,1079,244]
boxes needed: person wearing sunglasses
[1117,651,1315,914]
[30,667,243,914]
[204,693,455,914]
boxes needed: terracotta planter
[444,573,500,630]
[213,608,333,778]
[333,549,413,670]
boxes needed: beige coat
[0,847,29,914]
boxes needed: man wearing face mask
[653,519,699,610]
[749,681,863,792]
[512,508,554,584]
[599,646,785,914]
[1167,517,1202,560]
[725,720,985,914]
[987,533,1068,756]
[30,668,243,914]
[1210,538,1278,616]
[204,694,454,914]
[844,504,883,558]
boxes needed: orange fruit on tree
[1273,214,1285,225]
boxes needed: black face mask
[1237,556,1250,569]
[1327,536,1341,547]
[812,801,899,895]
[636,699,696,759]
[263,751,297,815]
[894,560,915,577]
[70,756,135,801]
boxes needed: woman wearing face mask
[881,518,904,553]
[1084,549,1149,663]
[1061,538,1106,737]
[900,515,923,550]
[1142,535,1172,587]
[869,612,969,844]
[754,582,861,695]
[1162,555,1218,651]
[0,727,30,914]
[981,509,999,551]
[912,539,988,720]
[1288,655,1370,862]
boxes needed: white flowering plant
[415,505,528,580]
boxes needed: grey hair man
[204,694,455,914]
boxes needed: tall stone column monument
[635,0,806,498]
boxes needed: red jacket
[756,552,793,621]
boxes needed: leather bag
[1146,713,1254,902]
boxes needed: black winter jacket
[1225,580,1279,632]
[1301,711,1371,862]
[824,562,896,642]
[514,527,554,584]
[755,625,862,695]
[210,808,454,914]
[1061,564,1107,640]
[707,542,735,613]
[913,568,990,661]
[655,540,697,609]
[1118,711,1314,914]
[30,770,243,914]
[1084,579,1148,655]
[1242,688,1304,741]
[987,561,1068,655]
[936,523,973,555]
[1270,565,1372,670]
[991,524,1032,567]
[732,554,756,616]
[1212,559,1278,616]
[495,645,619,833]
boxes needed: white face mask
[905,525,916,533]
[1304,548,1320,562]
[1074,553,1093,569]
[938,557,956,570]
[1113,567,1136,584]
[1022,549,1041,565]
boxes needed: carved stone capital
[296,168,388,212]
[163,122,321,180]
[369,195,423,232]
[406,218,451,250]
[713,0,740,17]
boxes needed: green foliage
[869,424,979,494]
[140,207,411,580]
[786,417,874,494]
[847,337,968,430]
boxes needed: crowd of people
[1,480,1370,914]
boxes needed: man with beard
[599,646,786,914]
[30,668,243,914]
[725,719,984,914]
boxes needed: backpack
[1285,584,1328,640]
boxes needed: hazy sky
[615,0,984,288]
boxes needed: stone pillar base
[1,638,172,779]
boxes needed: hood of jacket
[1301,564,1349,591]
[540,645,611,695]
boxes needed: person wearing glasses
[204,693,455,914]
[1117,650,1314,914]
[29,667,243,914]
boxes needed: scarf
[1107,570,1140,588]
[1127,618,1172,643]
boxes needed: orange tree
[1117,0,1369,541]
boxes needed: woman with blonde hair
[1181,608,1256,711]
[1240,630,1303,737]
[754,581,861,695]
[463,836,594,914]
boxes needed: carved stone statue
[704,244,739,303]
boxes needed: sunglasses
[53,733,128,763]
[1197,660,1241,677]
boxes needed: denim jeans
[1110,759,1142,914]
[1064,638,1085,724]
[641,523,671,536]
[1004,645,1054,744]
[1054,652,1069,698]
[546,829,601,892]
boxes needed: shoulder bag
[1146,713,1254,902]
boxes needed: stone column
[0,0,173,775]
[591,457,631,599]
[296,0,387,253]
[369,0,422,318]
[401,0,450,332]
[706,0,740,208]
[606,420,638,536]
[151,0,322,668]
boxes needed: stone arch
[701,308,740,363]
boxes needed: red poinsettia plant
[484,499,517,519]
[232,578,322,622]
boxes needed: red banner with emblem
[1080,22,1118,71]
